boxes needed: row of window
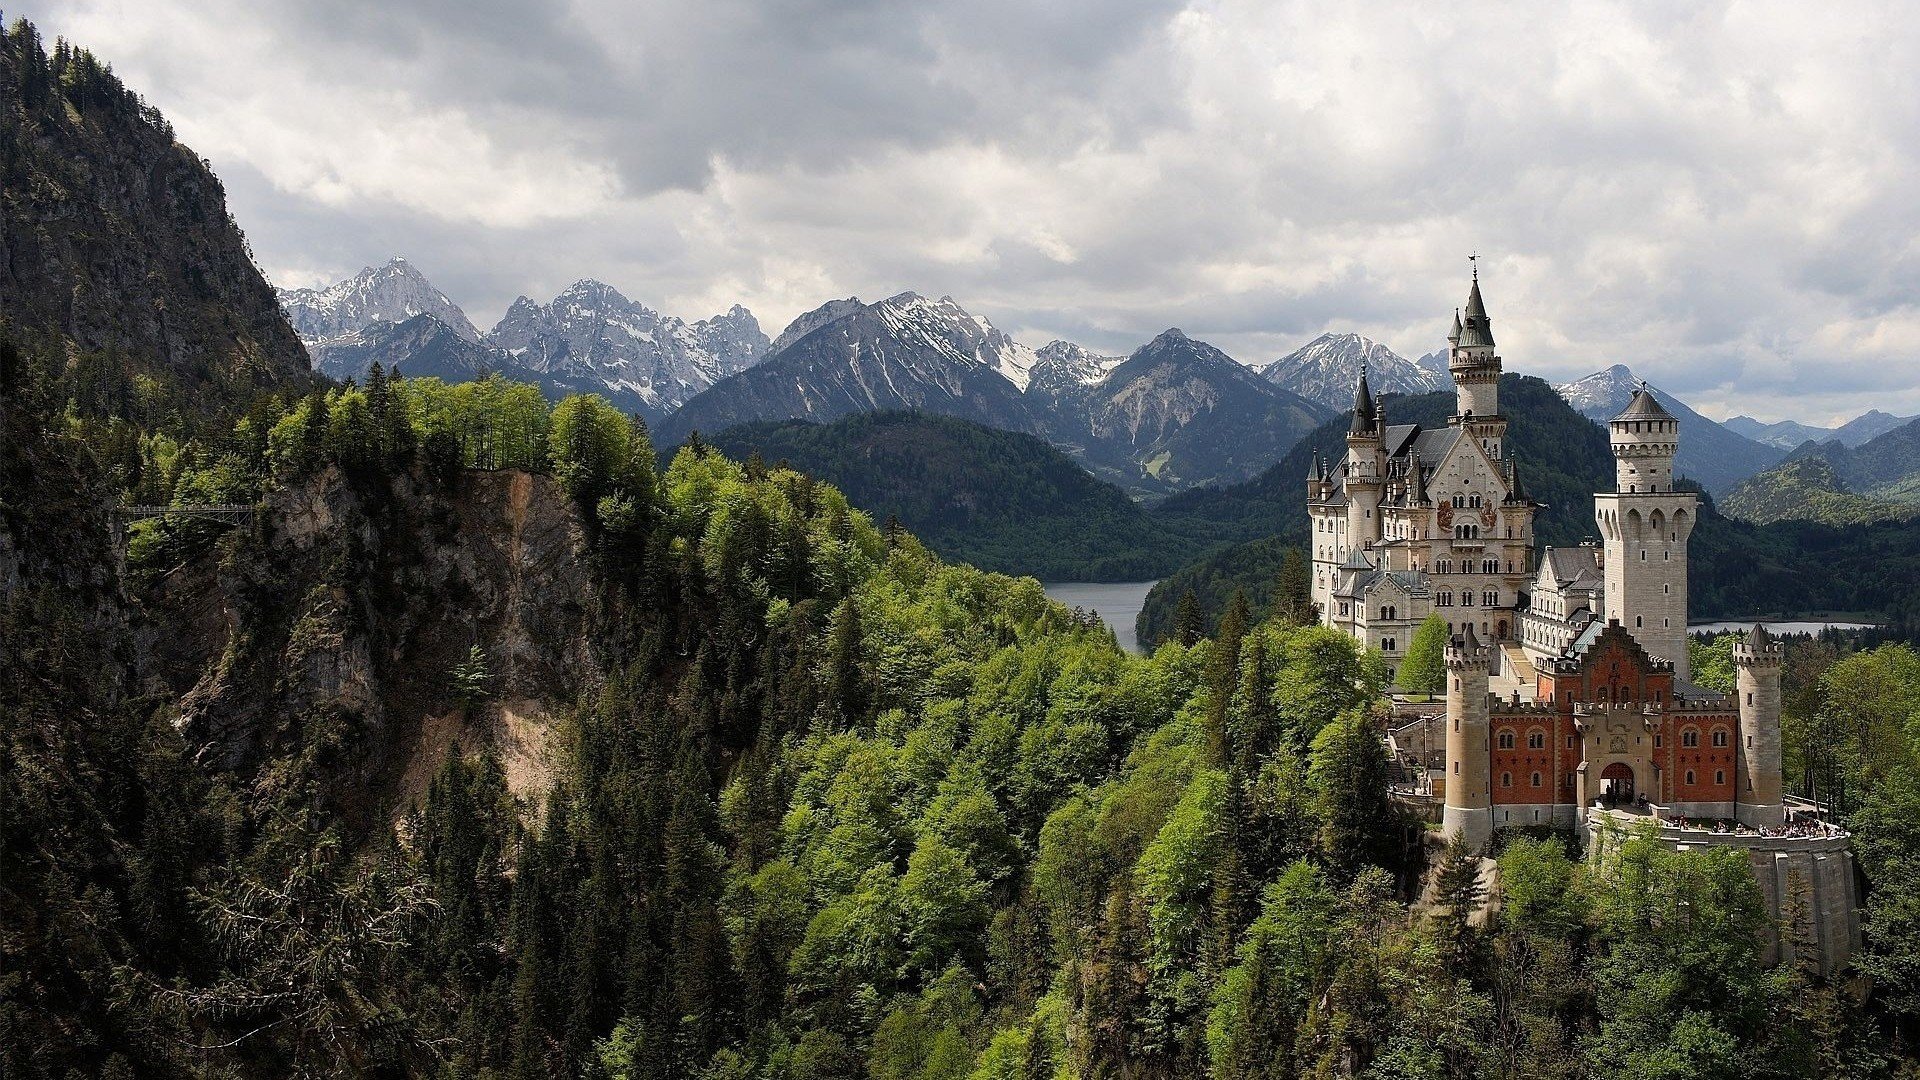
[1433,559,1514,574]
[1435,590,1501,607]
[1493,727,1736,750]
[1494,769,1731,789]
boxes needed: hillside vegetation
[1722,458,1920,526]
[706,412,1207,580]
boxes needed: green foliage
[1690,633,1738,696]
[705,411,1208,581]
[450,645,493,708]
[1400,614,1449,695]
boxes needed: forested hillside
[0,19,313,423]
[705,412,1206,580]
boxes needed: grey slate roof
[1456,279,1495,349]
[1611,387,1673,422]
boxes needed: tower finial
[1469,252,1479,282]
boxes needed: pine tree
[1174,588,1205,647]
[1272,547,1314,626]
[1432,834,1485,971]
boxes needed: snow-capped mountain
[1027,340,1125,398]
[1414,349,1451,376]
[278,257,480,349]
[660,291,1047,443]
[1260,333,1443,410]
[484,280,769,416]
[1555,364,1784,495]
[1726,409,1917,450]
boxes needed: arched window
[1711,728,1729,748]
[1501,772,1512,788]
[1498,731,1515,749]
[1685,769,1696,785]
[1527,730,1545,749]
[1715,769,1726,785]
[1681,727,1700,748]
[1531,772,1542,787]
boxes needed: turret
[1449,263,1506,456]
[1733,624,1786,828]
[1594,386,1697,681]
[1344,365,1386,549]
[1442,624,1493,851]
[1450,268,1500,419]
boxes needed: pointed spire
[1409,457,1428,504]
[1449,307,1462,344]
[1457,263,1495,349]
[1307,447,1322,481]
[1747,622,1773,648]
[1506,461,1526,503]
[1349,363,1377,436]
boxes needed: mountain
[666,299,1330,496]
[1789,415,1920,501]
[0,24,312,417]
[480,280,768,419]
[1720,457,1920,526]
[660,292,1049,443]
[1025,339,1124,405]
[277,257,481,351]
[703,411,1206,580]
[1833,409,1918,447]
[1414,348,1452,376]
[1723,415,1837,450]
[1076,329,1331,492]
[1555,364,1784,494]
[308,313,500,383]
[1260,333,1444,410]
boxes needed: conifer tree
[1173,588,1205,647]
[1272,547,1314,626]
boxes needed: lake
[1042,580,1160,655]
[1690,620,1879,636]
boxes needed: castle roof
[1611,387,1673,423]
[1540,546,1604,592]
[1349,366,1377,436]
[1747,622,1773,647]
[1456,277,1495,350]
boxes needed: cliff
[0,21,313,418]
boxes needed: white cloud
[27,0,1920,421]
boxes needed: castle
[1310,270,1856,969]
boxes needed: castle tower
[1594,387,1697,682]
[1449,265,1506,457]
[1344,366,1386,550]
[1734,624,1786,828]
[1441,624,1493,850]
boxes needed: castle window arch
[1681,726,1700,748]
[1686,769,1696,785]
[1498,731,1515,749]
[1716,769,1726,786]
[1711,727,1729,748]
[1527,729,1546,750]
[1531,771,1543,788]
[1500,772,1512,788]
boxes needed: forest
[8,337,1920,1079]
[7,19,1920,1079]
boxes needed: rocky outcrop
[149,466,604,820]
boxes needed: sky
[27,0,1920,423]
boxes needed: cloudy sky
[30,0,1920,422]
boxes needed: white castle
[1306,269,1856,971]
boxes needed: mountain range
[1260,332,1444,409]
[1554,364,1784,495]
[278,260,769,420]
[1724,410,1915,450]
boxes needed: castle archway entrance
[1600,761,1635,807]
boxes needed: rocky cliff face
[0,24,312,415]
[146,466,605,819]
